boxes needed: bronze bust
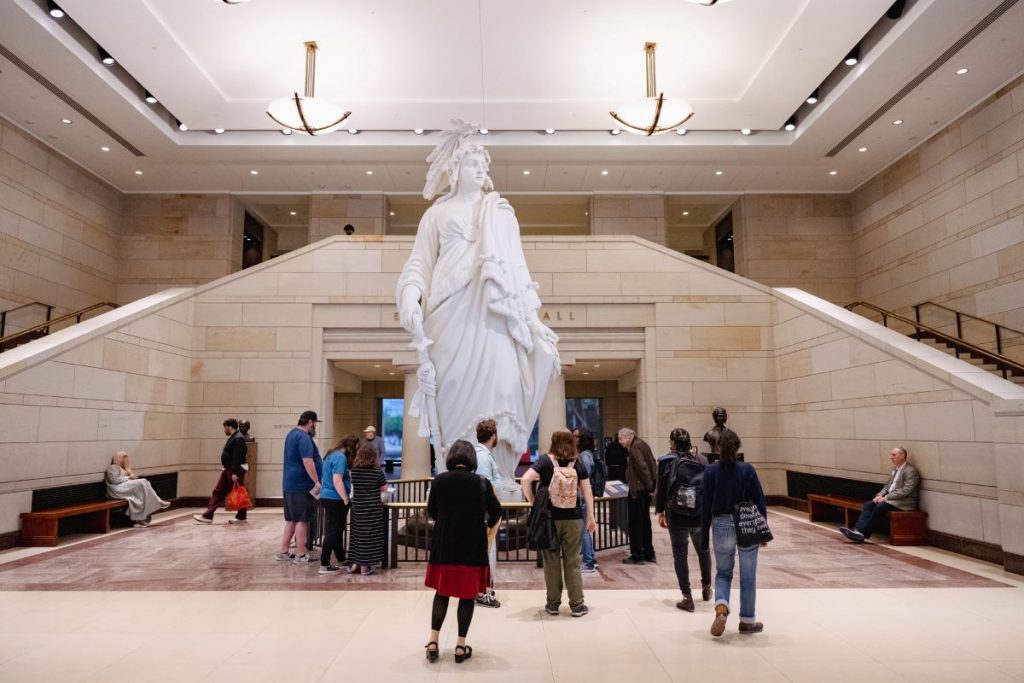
[702,407,728,453]
[238,419,254,441]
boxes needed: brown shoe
[676,595,695,612]
[738,621,764,634]
[710,604,729,637]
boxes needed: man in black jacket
[193,418,249,524]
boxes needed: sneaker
[319,565,341,574]
[739,621,764,634]
[702,584,712,602]
[133,521,149,528]
[475,593,501,608]
[581,565,598,574]
[293,554,317,563]
[544,603,560,616]
[676,595,695,612]
[191,514,212,524]
[275,552,295,561]
[228,518,247,525]
[570,604,590,618]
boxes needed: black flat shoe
[424,641,439,662]
[454,644,473,663]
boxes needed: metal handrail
[913,301,1024,356]
[846,301,1024,379]
[0,301,54,338]
[0,301,118,351]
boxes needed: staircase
[0,301,118,353]
[845,301,1024,386]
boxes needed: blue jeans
[711,514,759,623]
[581,500,595,568]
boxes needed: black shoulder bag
[733,477,772,548]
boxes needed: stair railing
[912,301,1024,357]
[0,302,118,352]
[0,301,54,338]
[845,301,1024,379]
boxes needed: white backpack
[549,456,579,509]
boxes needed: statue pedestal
[245,441,258,506]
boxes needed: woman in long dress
[347,444,388,575]
[397,122,560,480]
[105,451,170,527]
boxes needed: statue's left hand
[529,318,559,347]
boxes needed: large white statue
[396,121,560,481]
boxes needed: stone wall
[0,117,121,321]
[733,194,855,306]
[852,74,1024,360]
[591,195,666,246]
[309,194,386,241]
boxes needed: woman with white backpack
[520,428,597,617]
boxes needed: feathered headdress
[422,119,493,200]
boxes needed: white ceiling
[0,0,1022,194]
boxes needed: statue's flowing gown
[397,193,559,480]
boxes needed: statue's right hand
[399,286,423,332]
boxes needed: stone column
[400,368,432,479]
[538,372,567,454]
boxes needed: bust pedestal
[245,440,258,506]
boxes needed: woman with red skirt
[424,439,502,663]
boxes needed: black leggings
[320,499,349,567]
[431,594,475,638]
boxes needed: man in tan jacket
[841,446,921,543]
[619,427,658,564]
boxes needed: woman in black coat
[423,440,501,664]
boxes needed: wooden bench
[807,493,928,546]
[19,499,127,547]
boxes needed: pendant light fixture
[610,42,693,136]
[267,41,350,136]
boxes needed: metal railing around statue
[308,476,631,569]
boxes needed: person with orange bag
[193,418,249,525]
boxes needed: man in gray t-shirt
[359,425,387,469]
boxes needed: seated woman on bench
[105,452,171,528]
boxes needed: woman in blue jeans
[699,428,767,637]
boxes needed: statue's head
[422,120,494,200]
[239,419,250,435]
[712,407,727,425]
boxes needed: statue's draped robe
[397,193,559,480]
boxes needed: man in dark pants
[619,427,657,564]
[840,446,921,543]
[193,418,249,524]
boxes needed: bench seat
[807,493,927,546]
[20,500,127,547]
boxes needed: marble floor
[1,508,1022,682]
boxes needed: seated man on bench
[840,446,920,543]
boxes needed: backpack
[666,455,705,517]
[527,485,558,551]
[590,450,608,497]
[548,456,579,509]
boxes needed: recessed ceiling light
[805,88,819,105]
[347,128,359,135]
[610,128,622,136]
[389,211,395,216]
[544,129,556,135]
[134,170,143,175]
[858,146,868,152]
[144,91,157,104]
[892,119,904,125]
[478,128,489,135]
[584,211,589,216]
[47,1,65,18]
[523,170,531,175]
[682,210,690,216]
[829,170,838,176]
[714,170,724,176]
[100,146,110,152]
[413,128,424,135]
[373,364,381,368]
[281,128,292,135]
[250,170,258,175]
[956,68,969,75]
[213,128,225,135]
[582,372,590,376]
[388,371,395,376]
[289,211,297,216]
[784,116,797,132]
[176,119,188,132]
[600,170,609,176]
[593,364,600,368]
[676,128,688,136]
[60,118,72,124]
[740,128,752,136]
[843,45,860,66]
[98,46,115,66]
[366,170,373,175]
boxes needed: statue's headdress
[422,119,494,200]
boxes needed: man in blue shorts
[276,410,323,563]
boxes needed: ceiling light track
[826,0,1019,157]
[0,42,143,156]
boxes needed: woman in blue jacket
[700,428,766,637]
